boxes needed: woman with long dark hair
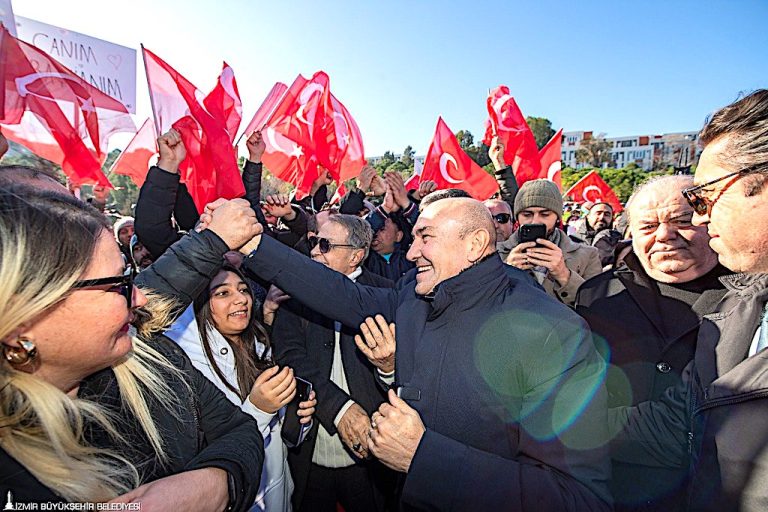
[167,263,316,512]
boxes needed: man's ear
[468,229,492,263]
[395,230,403,243]
[350,248,366,267]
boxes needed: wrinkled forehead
[630,192,691,222]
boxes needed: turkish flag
[329,182,346,205]
[482,86,541,186]
[0,27,135,187]
[538,128,563,191]
[143,47,245,212]
[421,117,499,200]
[109,118,157,187]
[239,81,288,142]
[203,62,242,143]
[262,72,366,198]
[565,170,623,213]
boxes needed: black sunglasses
[682,165,764,216]
[308,236,356,254]
[493,213,512,224]
[72,267,136,308]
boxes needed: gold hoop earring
[3,337,38,367]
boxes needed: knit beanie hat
[513,180,564,219]
[113,216,134,239]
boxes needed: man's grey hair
[625,174,694,225]
[327,214,374,262]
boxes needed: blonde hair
[0,187,183,501]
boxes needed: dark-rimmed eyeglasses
[308,236,356,254]
[493,213,512,224]
[72,267,136,308]
[682,165,764,216]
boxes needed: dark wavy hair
[193,264,273,400]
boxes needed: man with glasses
[613,90,768,512]
[484,199,515,242]
[271,214,396,512]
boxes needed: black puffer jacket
[1,230,263,509]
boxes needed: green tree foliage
[401,145,414,167]
[575,137,613,167]
[526,116,556,150]
[375,150,396,172]
[454,129,491,168]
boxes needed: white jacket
[166,305,306,512]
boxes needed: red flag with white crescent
[143,47,244,212]
[482,85,541,186]
[109,118,157,187]
[261,71,365,198]
[0,26,135,188]
[421,117,499,200]
[538,128,563,191]
[565,170,623,212]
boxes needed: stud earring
[3,337,38,367]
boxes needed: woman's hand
[109,468,228,511]
[248,365,296,413]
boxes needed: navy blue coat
[243,236,611,511]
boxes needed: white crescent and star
[582,185,602,203]
[491,94,523,132]
[265,127,303,158]
[439,152,463,184]
[296,83,325,125]
[547,161,562,182]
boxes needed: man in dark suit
[242,198,611,512]
[576,174,730,512]
[272,214,395,512]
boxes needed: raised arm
[240,234,398,329]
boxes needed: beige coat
[498,229,602,306]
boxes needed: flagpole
[141,44,162,138]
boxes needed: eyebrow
[210,281,247,291]
[414,226,435,236]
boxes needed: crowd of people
[1,89,768,512]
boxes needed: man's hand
[246,130,266,163]
[262,285,290,326]
[311,168,333,195]
[337,403,372,459]
[263,194,296,220]
[92,184,110,204]
[506,242,536,271]
[357,165,376,192]
[489,135,506,171]
[370,174,387,196]
[526,238,570,286]
[413,180,437,201]
[109,468,228,511]
[384,171,410,210]
[354,315,396,374]
[248,365,296,414]
[157,129,187,174]
[369,390,425,472]
[297,390,317,425]
[196,198,261,250]
[382,183,399,214]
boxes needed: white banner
[15,16,136,113]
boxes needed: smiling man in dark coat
[238,197,611,511]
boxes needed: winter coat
[612,273,768,511]
[271,267,396,510]
[576,251,729,512]
[243,236,612,512]
[0,336,263,510]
